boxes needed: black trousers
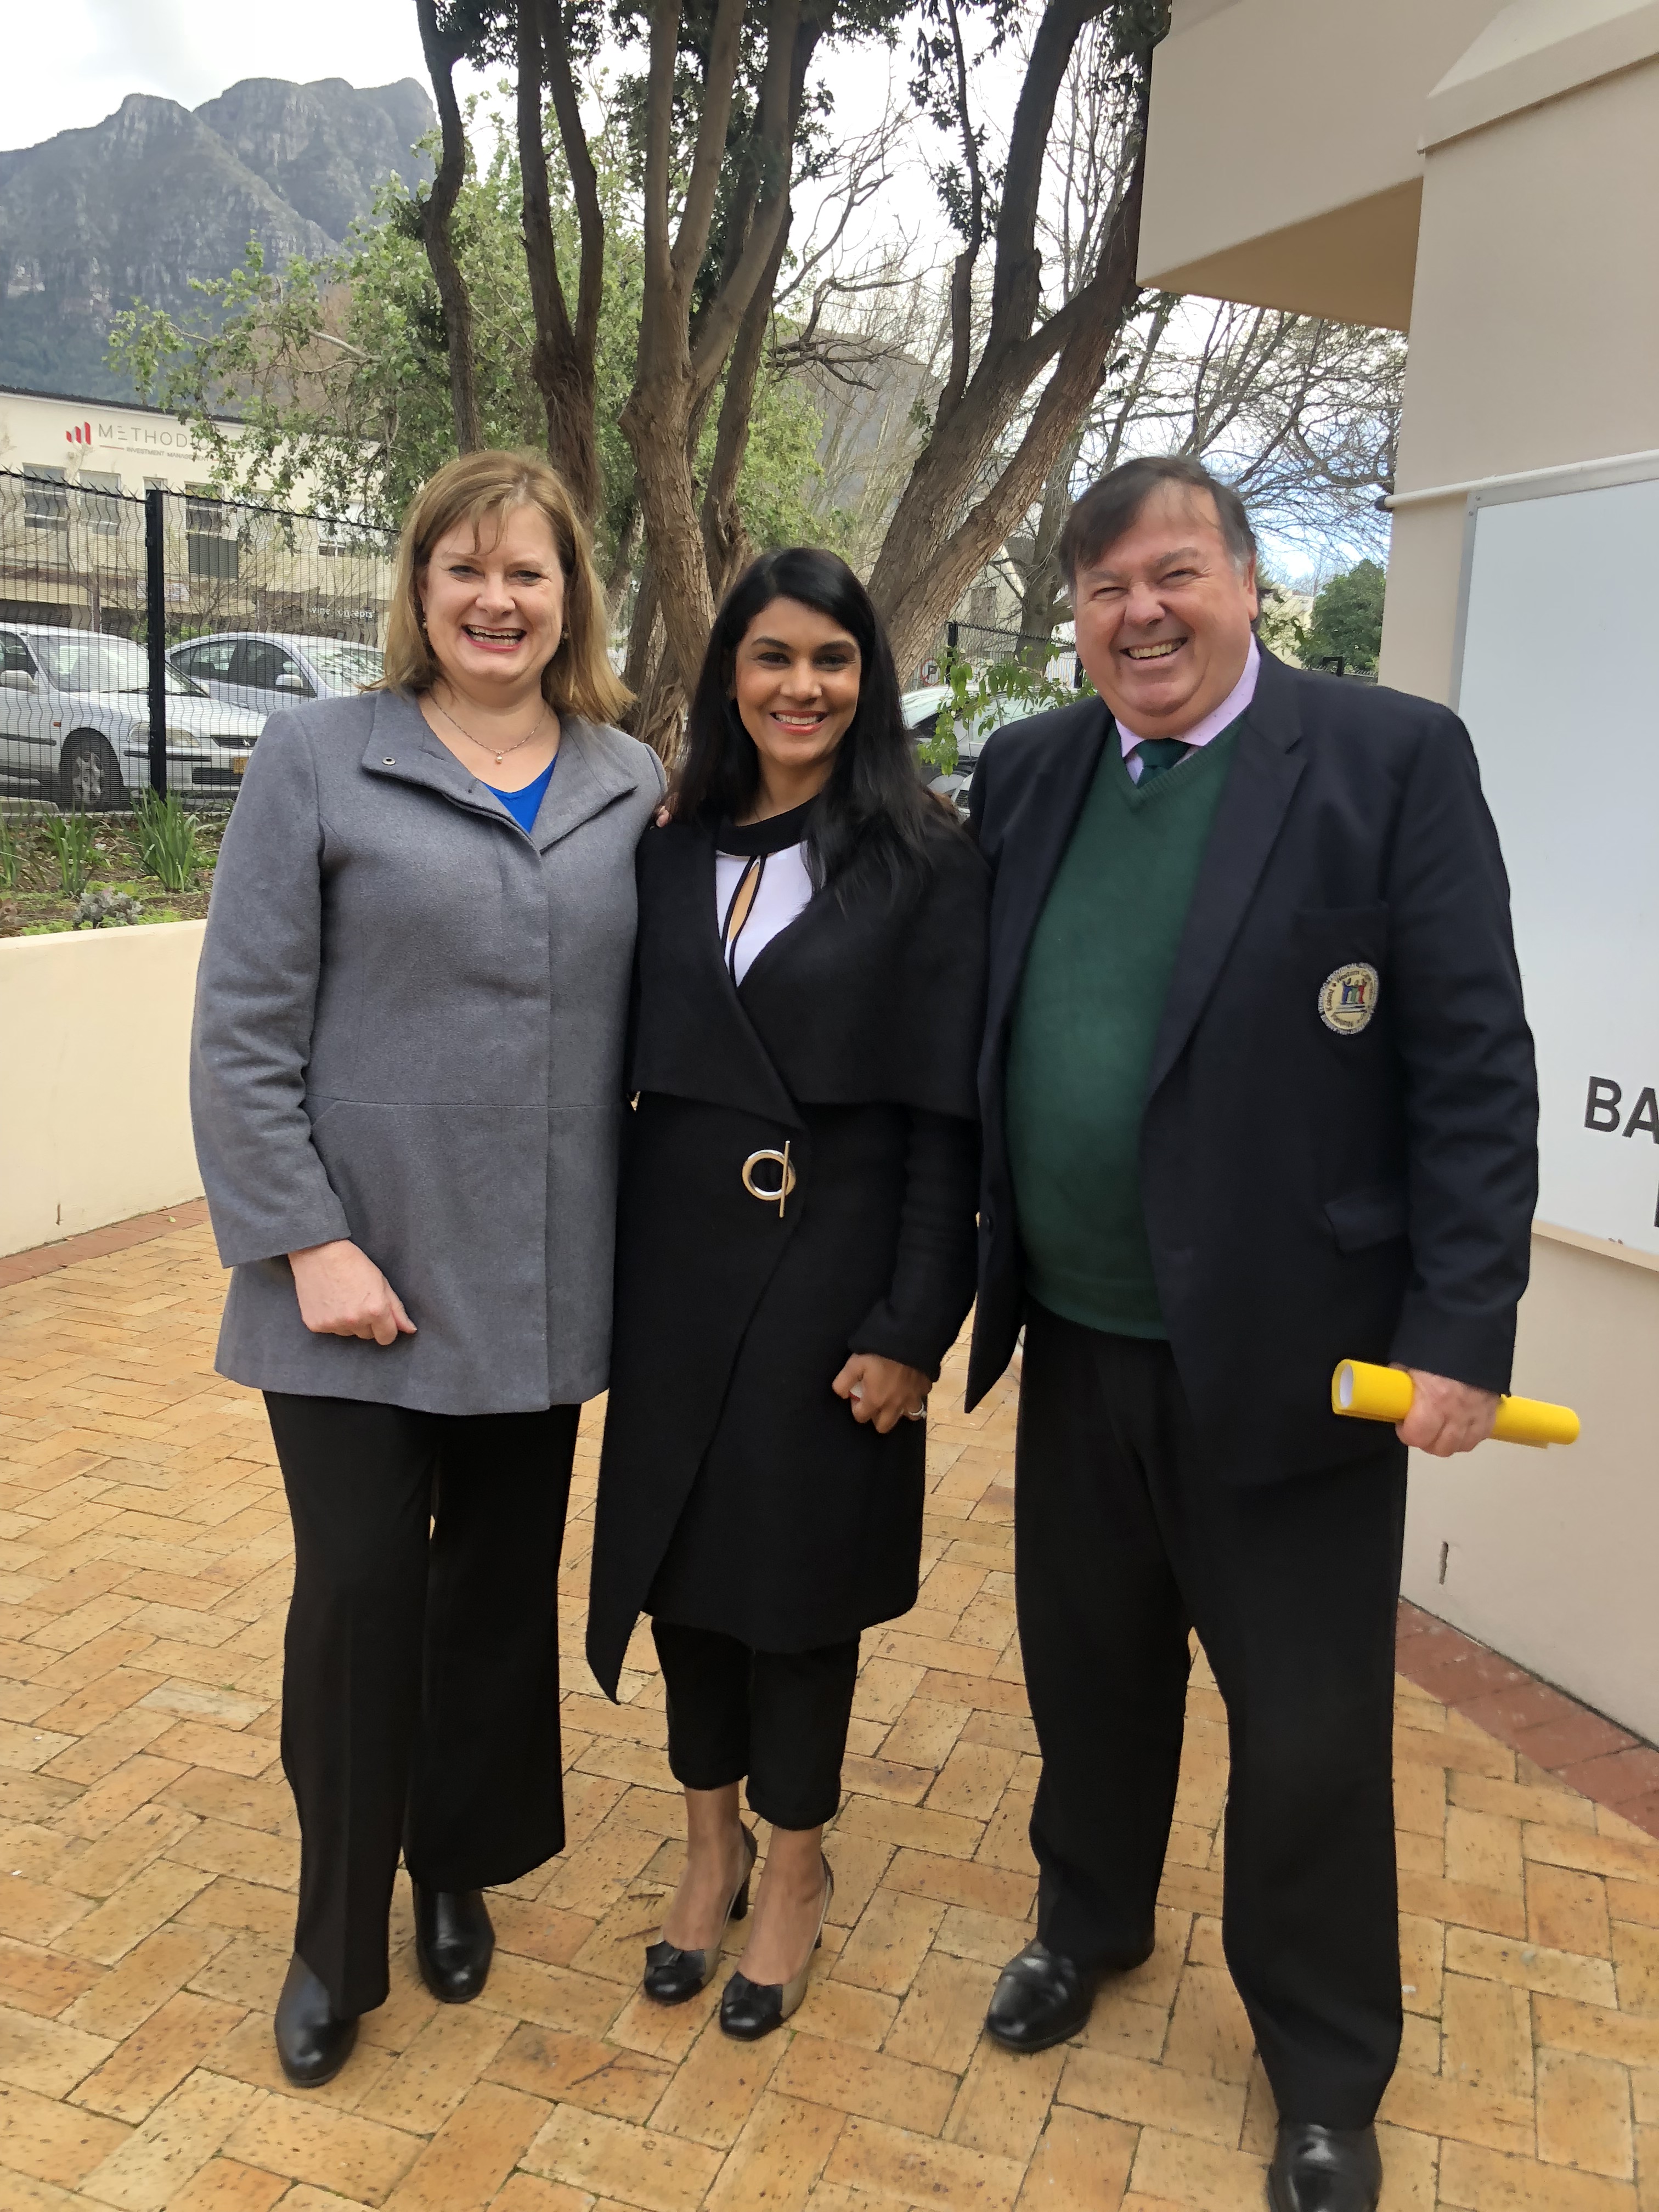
[652,1618,860,1830]
[1015,1304,1406,2128]
[265,1392,578,2015]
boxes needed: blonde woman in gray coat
[190,450,663,2089]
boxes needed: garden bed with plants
[0,802,225,938]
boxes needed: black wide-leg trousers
[1014,1303,1407,2128]
[264,1392,578,2016]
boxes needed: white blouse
[714,839,814,984]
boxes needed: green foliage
[1304,557,1386,674]
[42,814,98,895]
[133,791,201,893]
[920,649,1093,774]
[106,97,832,579]
[0,811,18,894]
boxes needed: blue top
[486,754,557,834]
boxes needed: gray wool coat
[190,689,665,1413]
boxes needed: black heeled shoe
[413,1884,495,2004]
[719,1854,834,2040]
[644,1825,758,2004]
[274,1953,358,2087]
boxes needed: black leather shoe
[984,1940,1100,2051]
[719,1855,833,2040]
[413,1885,495,2004]
[1267,2121,1383,2212]
[274,1953,358,2087]
[645,1826,757,2004]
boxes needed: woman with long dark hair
[587,549,988,2038]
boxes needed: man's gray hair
[1059,456,1257,586]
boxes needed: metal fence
[0,470,394,809]
[912,617,1082,690]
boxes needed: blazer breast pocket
[1293,904,1389,1037]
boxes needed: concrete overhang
[1422,0,1659,148]
[1141,182,1421,335]
[1137,0,1503,330]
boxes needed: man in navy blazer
[966,458,1537,2212]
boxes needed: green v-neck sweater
[1006,725,1239,1337]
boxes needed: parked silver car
[168,632,383,725]
[0,625,266,810]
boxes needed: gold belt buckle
[741,1142,796,1217]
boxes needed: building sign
[1454,470,1659,1255]
[64,415,202,458]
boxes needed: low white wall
[1403,1229,1659,1742]
[0,921,206,1257]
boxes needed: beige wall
[1381,53,1659,697]
[1404,1234,1659,1745]
[1141,0,1502,329]
[0,923,205,1257]
[1380,52,1659,1735]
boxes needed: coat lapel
[1144,650,1306,1099]
[359,697,650,843]
[532,716,647,851]
[636,823,803,1130]
[360,691,501,818]
[985,698,1110,1060]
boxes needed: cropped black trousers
[652,1619,860,1830]
[1014,1304,1407,2128]
[264,1391,578,2016]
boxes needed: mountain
[0,77,435,402]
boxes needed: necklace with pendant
[430,691,549,766]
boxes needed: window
[230,639,309,693]
[0,631,38,678]
[77,470,126,535]
[185,484,239,580]
[22,466,69,530]
[176,638,239,681]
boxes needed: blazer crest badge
[1319,962,1380,1035]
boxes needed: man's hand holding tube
[1397,1369,1499,1457]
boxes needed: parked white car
[168,632,383,725]
[0,625,267,810]
[901,684,1034,815]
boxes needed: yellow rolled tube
[1331,1360,1579,1448]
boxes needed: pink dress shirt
[1118,636,1261,781]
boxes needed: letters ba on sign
[1584,1080,1659,1228]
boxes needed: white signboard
[1454,470,1659,1254]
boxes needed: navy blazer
[965,649,1539,1483]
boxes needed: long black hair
[671,547,946,891]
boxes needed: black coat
[966,650,1539,1480]
[586,811,988,1697]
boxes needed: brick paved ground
[1,1222,1656,2211]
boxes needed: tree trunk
[415,0,482,455]
[868,40,1152,680]
[701,207,793,606]
[620,0,811,709]
[516,0,602,516]
[1018,438,1082,662]
[606,498,644,621]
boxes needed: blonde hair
[380,449,629,726]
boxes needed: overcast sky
[3,0,440,147]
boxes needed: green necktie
[1132,738,1191,783]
